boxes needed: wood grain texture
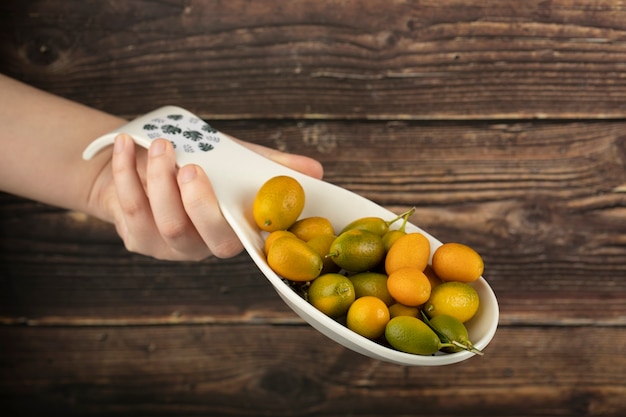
[1,325,625,416]
[1,0,626,416]
[2,0,626,120]
[2,121,626,326]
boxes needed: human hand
[89,133,324,261]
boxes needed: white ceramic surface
[83,106,499,366]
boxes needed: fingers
[146,139,211,260]
[177,164,243,258]
[111,134,241,260]
[110,133,321,261]
[111,134,164,255]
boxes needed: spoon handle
[82,105,300,261]
[83,106,287,199]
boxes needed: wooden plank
[2,120,625,326]
[1,325,625,416]
[1,2,626,415]
[2,0,626,120]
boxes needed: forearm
[0,74,126,214]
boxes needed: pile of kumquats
[252,175,486,356]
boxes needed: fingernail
[178,165,197,184]
[149,140,166,157]
[114,135,126,154]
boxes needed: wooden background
[1,0,626,415]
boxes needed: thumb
[233,137,324,180]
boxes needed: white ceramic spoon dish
[83,106,499,366]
